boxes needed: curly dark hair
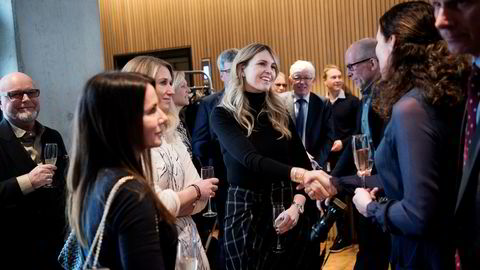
[373,1,470,120]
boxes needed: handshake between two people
[293,168,379,217]
[294,169,338,201]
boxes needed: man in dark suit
[0,72,68,269]
[191,48,238,270]
[282,60,335,169]
[330,38,390,270]
[433,1,480,268]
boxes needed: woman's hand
[352,188,374,217]
[298,170,337,200]
[194,177,219,200]
[274,205,300,235]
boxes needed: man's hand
[28,164,56,189]
[331,140,343,152]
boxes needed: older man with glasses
[0,72,68,269]
[281,60,335,170]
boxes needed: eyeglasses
[0,89,40,101]
[346,58,373,71]
[292,76,313,82]
[220,69,231,74]
[275,83,288,88]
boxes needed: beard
[12,109,38,123]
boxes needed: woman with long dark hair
[66,72,177,269]
[302,1,470,269]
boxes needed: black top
[0,118,68,270]
[83,168,178,270]
[211,91,311,190]
[330,92,361,146]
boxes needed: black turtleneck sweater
[211,91,311,190]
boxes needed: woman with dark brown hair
[66,72,177,269]
[349,1,470,269]
[301,1,470,269]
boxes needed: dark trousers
[353,207,391,270]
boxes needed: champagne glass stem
[208,197,213,212]
[362,174,366,188]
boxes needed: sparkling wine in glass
[201,166,217,218]
[43,143,58,188]
[176,226,199,270]
[272,203,286,254]
[352,134,371,188]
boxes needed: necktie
[457,65,480,270]
[296,98,306,139]
[463,65,480,167]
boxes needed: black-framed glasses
[346,58,373,71]
[0,89,40,101]
[275,83,288,88]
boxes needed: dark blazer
[284,92,335,168]
[455,107,480,269]
[0,118,68,270]
[332,86,385,180]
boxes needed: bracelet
[189,184,201,201]
[293,167,306,183]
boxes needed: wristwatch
[293,202,304,214]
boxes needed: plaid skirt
[223,183,323,270]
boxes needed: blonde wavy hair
[220,43,291,139]
[121,56,179,142]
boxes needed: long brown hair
[220,43,292,139]
[373,1,469,120]
[67,72,174,246]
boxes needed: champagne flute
[176,225,198,270]
[272,203,286,254]
[352,134,371,188]
[201,166,217,218]
[43,143,58,188]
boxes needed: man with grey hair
[282,60,334,169]
[328,38,390,270]
[0,72,68,269]
[192,48,238,270]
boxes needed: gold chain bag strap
[83,175,134,270]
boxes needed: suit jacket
[455,107,480,269]
[192,91,226,182]
[0,118,68,270]
[283,91,334,168]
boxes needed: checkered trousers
[223,182,293,270]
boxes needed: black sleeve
[366,99,442,236]
[341,96,361,147]
[211,106,293,180]
[191,99,210,167]
[314,103,335,168]
[110,181,171,270]
[331,174,384,195]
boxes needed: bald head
[345,38,380,90]
[346,38,377,63]
[0,72,39,130]
[0,72,35,93]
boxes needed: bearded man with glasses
[0,72,68,270]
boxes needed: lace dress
[151,133,210,270]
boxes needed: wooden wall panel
[98,0,421,96]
